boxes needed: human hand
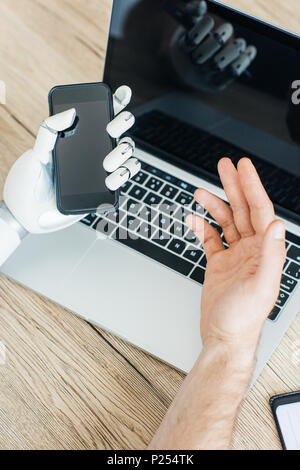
[186,158,286,360]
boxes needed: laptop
[2,0,300,383]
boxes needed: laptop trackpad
[59,235,203,370]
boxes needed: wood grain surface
[0,0,299,450]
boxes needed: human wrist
[201,319,262,365]
[200,339,256,386]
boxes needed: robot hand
[165,0,257,92]
[0,85,139,266]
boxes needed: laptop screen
[104,0,300,224]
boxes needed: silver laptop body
[2,0,300,384]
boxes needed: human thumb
[256,220,286,295]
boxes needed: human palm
[187,158,286,353]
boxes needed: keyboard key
[170,221,188,238]
[190,267,206,285]
[287,245,300,263]
[160,200,178,216]
[121,215,141,232]
[146,177,164,192]
[160,173,177,184]
[153,213,172,231]
[269,306,281,321]
[105,208,126,224]
[175,180,196,194]
[153,230,172,247]
[168,238,186,255]
[184,247,203,263]
[174,206,192,222]
[117,236,194,276]
[199,255,207,269]
[93,218,116,237]
[140,161,148,170]
[81,214,98,227]
[120,180,132,194]
[143,163,171,181]
[281,274,298,294]
[145,165,164,178]
[160,184,179,200]
[191,202,206,216]
[144,192,163,206]
[115,226,139,241]
[124,199,142,215]
[286,262,300,280]
[137,222,156,239]
[176,192,194,206]
[132,171,148,185]
[286,231,300,246]
[139,204,157,223]
[185,229,199,244]
[276,290,289,308]
[175,180,190,191]
[128,185,147,201]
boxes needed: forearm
[149,343,255,450]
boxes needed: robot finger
[33,108,77,164]
[214,38,246,70]
[103,137,135,173]
[106,111,135,139]
[185,15,214,48]
[43,108,77,133]
[231,45,257,76]
[105,158,141,191]
[192,22,233,65]
[113,85,132,115]
[185,0,207,20]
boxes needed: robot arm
[0,85,139,267]
[0,201,27,266]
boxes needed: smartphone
[49,82,118,215]
[270,391,300,450]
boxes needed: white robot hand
[0,85,140,266]
[166,0,257,92]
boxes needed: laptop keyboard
[80,160,300,323]
[130,110,300,218]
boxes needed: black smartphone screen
[49,82,117,214]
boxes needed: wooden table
[0,0,299,450]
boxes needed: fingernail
[274,222,285,240]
